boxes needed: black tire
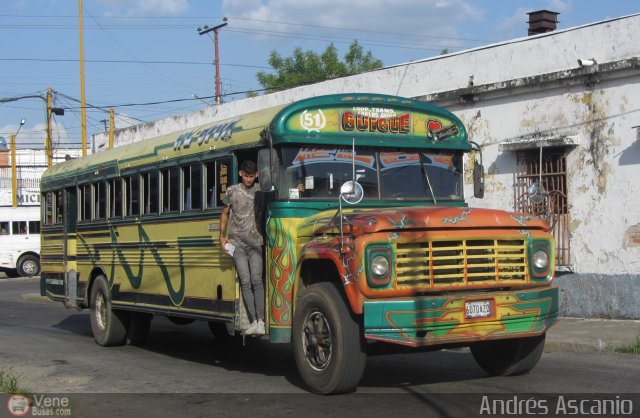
[126,312,152,346]
[292,282,366,394]
[208,321,233,340]
[4,269,19,278]
[17,254,40,277]
[167,316,195,326]
[471,333,546,376]
[90,275,129,346]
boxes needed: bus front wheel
[90,275,129,346]
[17,255,40,277]
[292,282,366,394]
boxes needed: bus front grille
[395,239,527,287]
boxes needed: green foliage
[0,368,30,394]
[613,337,640,355]
[256,40,383,93]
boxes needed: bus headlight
[528,240,553,280]
[533,250,548,270]
[366,245,393,288]
[371,255,390,277]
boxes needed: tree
[255,40,383,93]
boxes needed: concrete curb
[20,293,54,304]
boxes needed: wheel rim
[22,260,37,275]
[95,291,107,331]
[302,310,333,371]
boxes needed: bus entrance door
[63,187,79,309]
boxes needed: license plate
[465,300,492,319]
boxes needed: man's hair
[240,160,257,175]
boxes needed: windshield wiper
[419,154,438,206]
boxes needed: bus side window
[78,184,92,221]
[55,190,64,224]
[205,161,216,208]
[44,192,54,225]
[110,178,123,218]
[182,163,202,211]
[0,221,8,235]
[216,159,231,207]
[141,172,159,215]
[161,167,180,213]
[94,181,107,220]
[29,221,40,234]
[125,176,140,217]
[12,221,27,235]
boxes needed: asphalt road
[1,277,639,418]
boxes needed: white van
[0,206,41,277]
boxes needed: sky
[1,0,639,150]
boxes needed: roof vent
[527,10,559,36]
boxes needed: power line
[0,14,492,43]
[0,58,270,68]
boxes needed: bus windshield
[278,146,463,201]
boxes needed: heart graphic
[427,120,443,131]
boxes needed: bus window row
[43,159,232,225]
[0,221,41,235]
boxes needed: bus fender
[85,267,109,306]
[295,252,364,315]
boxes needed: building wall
[0,148,84,207]
[93,14,640,318]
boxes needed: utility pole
[78,0,87,156]
[10,134,17,208]
[11,118,25,208]
[198,18,228,105]
[46,88,53,168]
[109,107,115,149]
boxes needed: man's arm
[219,205,230,248]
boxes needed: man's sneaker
[244,320,258,335]
[256,320,266,335]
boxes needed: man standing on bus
[220,160,265,335]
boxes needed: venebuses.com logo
[6,394,30,417]
[6,394,71,417]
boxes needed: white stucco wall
[93,14,640,277]
[447,75,640,276]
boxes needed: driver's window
[280,147,378,200]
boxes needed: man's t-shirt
[223,183,263,247]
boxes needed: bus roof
[41,94,469,191]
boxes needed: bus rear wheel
[126,313,152,346]
[470,333,546,376]
[90,275,129,347]
[292,282,366,394]
[17,255,40,277]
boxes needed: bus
[0,206,41,277]
[40,93,558,394]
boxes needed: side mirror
[257,148,280,192]
[473,161,485,199]
[340,181,364,204]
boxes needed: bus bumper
[363,286,558,347]
[0,253,14,269]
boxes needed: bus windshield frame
[277,145,464,202]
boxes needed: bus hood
[302,206,550,236]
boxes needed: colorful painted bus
[40,93,558,394]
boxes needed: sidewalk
[546,317,640,352]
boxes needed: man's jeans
[232,242,264,323]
